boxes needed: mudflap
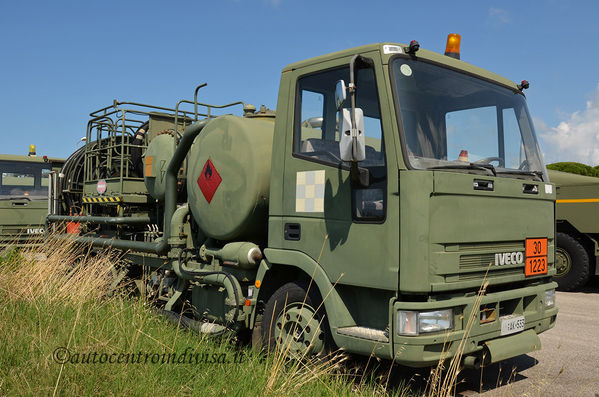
[484,329,541,364]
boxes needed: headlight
[397,309,454,336]
[544,289,556,308]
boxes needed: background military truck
[48,35,558,368]
[0,147,64,247]
[547,167,599,290]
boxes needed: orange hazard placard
[525,256,547,276]
[525,238,548,276]
[525,238,547,257]
[145,156,153,177]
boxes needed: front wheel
[554,232,591,291]
[261,281,329,357]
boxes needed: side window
[294,67,385,167]
[41,168,51,187]
[295,69,342,164]
[293,66,387,221]
[297,90,326,157]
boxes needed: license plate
[525,238,548,277]
[500,315,525,336]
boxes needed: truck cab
[0,151,63,247]
[263,42,557,365]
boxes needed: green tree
[547,162,599,177]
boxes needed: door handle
[284,223,301,241]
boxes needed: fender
[250,247,355,345]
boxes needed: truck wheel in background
[261,281,329,357]
[554,232,591,291]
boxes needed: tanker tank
[144,133,175,201]
[186,115,274,242]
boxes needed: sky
[1,0,599,165]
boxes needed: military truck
[547,169,599,290]
[48,35,558,368]
[0,147,64,247]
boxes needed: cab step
[337,326,389,343]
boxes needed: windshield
[0,160,50,199]
[392,58,546,179]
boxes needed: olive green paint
[0,154,63,246]
[48,42,558,367]
[550,169,599,234]
[549,169,599,276]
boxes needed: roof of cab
[0,154,64,164]
[282,42,519,92]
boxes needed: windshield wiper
[496,170,543,181]
[430,162,496,176]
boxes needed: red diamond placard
[197,159,222,203]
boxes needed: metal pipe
[57,119,210,254]
[171,259,244,325]
[52,171,59,215]
[193,83,208,120]
[169,204,189,246]
[60,235,166,252]
[200,241,263,270]
[47,171,53,215]
[47,214,152,225]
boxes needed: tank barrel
[47,215,152,225]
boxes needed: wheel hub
[273,303,324,356]
[555,247,572,278]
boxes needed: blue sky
[1,1,599,164]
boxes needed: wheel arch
[250,248,353,341]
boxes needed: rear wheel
[554,232,590,291]
[261,281,329,357]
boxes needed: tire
[261,281,330,357]
[554,232,591,291]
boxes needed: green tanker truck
[547,168,599,290]
[48,35,558,368]
[0,147,64,248]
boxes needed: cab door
[278,54,400,305]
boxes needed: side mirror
[335,80,347,110]
[339,108,366,162]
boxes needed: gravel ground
[455,284,599,396]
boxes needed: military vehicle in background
[547,168,599,290]
[0,146,64,247]
[47,34,558,368]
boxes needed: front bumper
[391,281,558,367]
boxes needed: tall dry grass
[0,234,120,304]
[261,233,351,395]
[425,266,491,397]
[0,234,407,396]
[1,232,536,396]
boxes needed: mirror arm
[349,54,359,161]
[350,162,370,188]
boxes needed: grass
[0,237,413,396]
[0,236,536,396]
